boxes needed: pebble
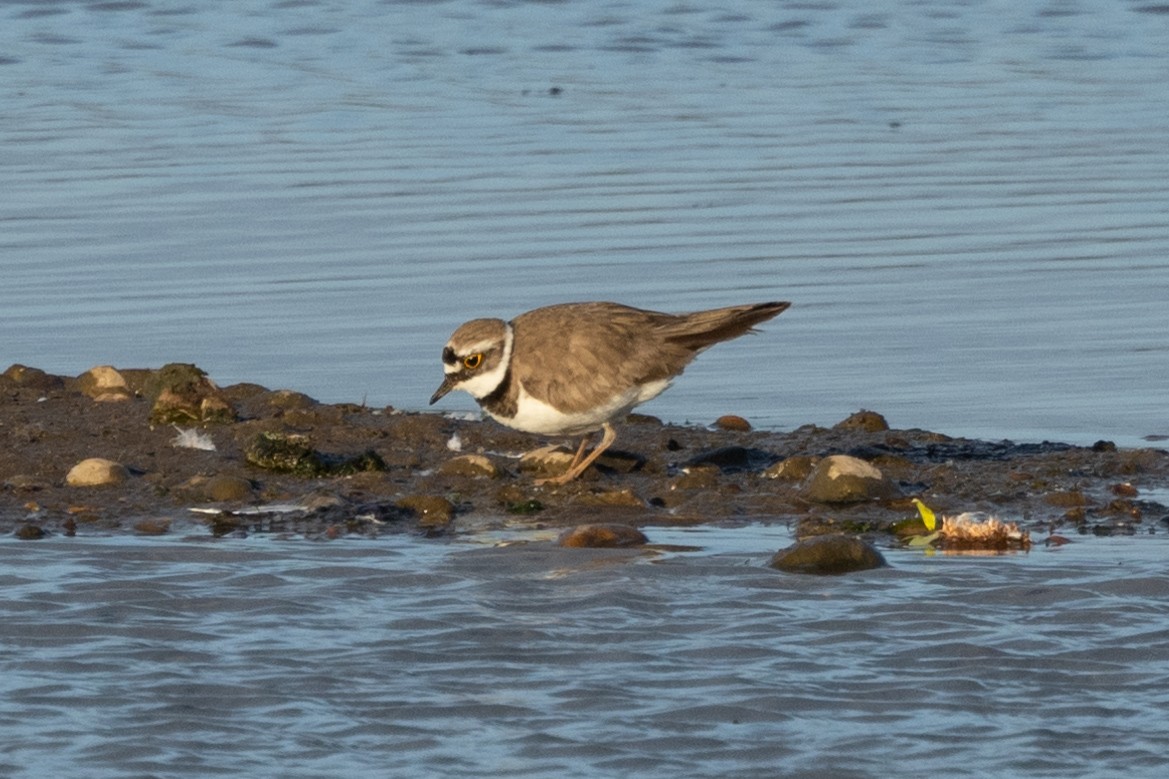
[713,414,752,432]
[78,365,133,402]
[770,534,887,575]
[763,455,817,481]
[518,444,577,477]
[66,458,130,487]
[558,524,648,548]
[439,454,500,479]
[146,363,237,425]
[801,454,900,504]
[396,495,455,526]
[204,474,254,502]
[569,488,644,507]
[833,409,890,432]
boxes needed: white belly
[488,379,671,437]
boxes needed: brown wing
[510,302,696,415]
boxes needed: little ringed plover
[430,300,790,484]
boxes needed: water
[2,0,1168,446]
[2,530,1169,778]
[4,4,1169,774]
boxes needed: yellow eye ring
[463,353,483,370]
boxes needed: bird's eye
[463,353,483,370]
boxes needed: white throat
[448,324,513,400]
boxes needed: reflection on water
[2,531,1169,778]
[2,0,1168,446]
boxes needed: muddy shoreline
[3,363,1167,544]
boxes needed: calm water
[2,0,1168,446]
[4,4,1169,774]
[2,530,1169,778]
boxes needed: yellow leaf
[912,498,937,532]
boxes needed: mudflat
[2,363,1166,543]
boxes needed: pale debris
[171,426,216,451]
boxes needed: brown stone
[439,454,501,478]
[763,455,817,481]
[397,495,455,526]
[714,414,752,432]
[833,410,890,432]
[559,524,648,548]
[770,534,887,575]
[205,474,254,502]
[77,365,133,402]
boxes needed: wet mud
[3,364,1167,545]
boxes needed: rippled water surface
[4,5,1169,773]
[3,0,1168,445]
[3,530,1169,778]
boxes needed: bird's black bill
[430,375,457,405]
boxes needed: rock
[518,444,577,477]
[833,410,890,432]
[439,454,501,478]
[763,455,817,481]
[4,474,49,492]
[672,464,721,490]
[204,474,254,502]
[1044,489,1088,507]
[77,365,133,402]
[770,534,888,575]
[714,414,752,432]
[66,458,130,487]
[397,495,455,526]
[244,432,386,476]
[266,389,318,411]
[571,488,644,508]
[145,363,237,425]
[2,364,64,391]
[801,455,900,504]
[559,524,648,548]
[133,518,171,535]
[685,445,762,471]
[14,523,49,540]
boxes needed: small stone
[714,414,752,432]
[1044,490,1087,508]
[1110,482,1139,498]
[770,534,887,575]
[66,458,130,487]
[145,363,237,425]
[559,524,648,548]
[439,454,501,479]
[397,495,455,526]
[833,410,890,432]
[518,444,576,477]
[133,518,171,535]
[4,474,49,492]
[14,523,48,540]
[685,446,757,470]
[763,455,817,481]
[244,432,385,476]
[266,389,318,411]
[204,474,254,502]
[77,365,132,402]
[571,488,644,508]
[672,464,721,490]
[801,455,900,504]
[2,364,64,391]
